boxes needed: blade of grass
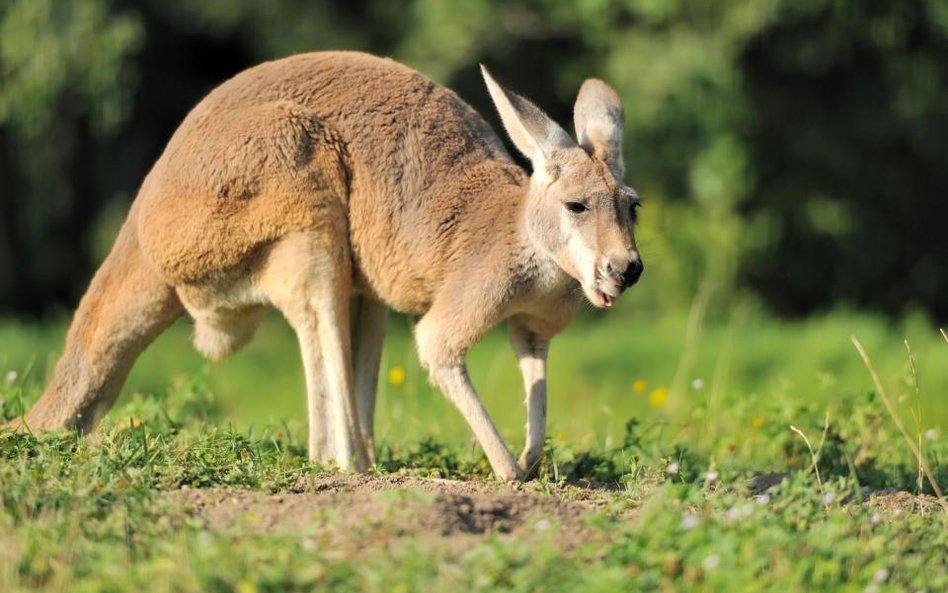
[670,282,710,402]
[789,422,824,496]
[851,337,945,512]
[905,340,924,494]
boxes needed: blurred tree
[740,0,948,318]
[0,0,142,314]
[0,0,945,321]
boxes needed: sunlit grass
[1,305,946,470]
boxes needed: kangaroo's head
[482,67,643,308]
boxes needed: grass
[1,302,945,467]
[1,303,946,591]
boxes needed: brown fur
[11,51,643,480]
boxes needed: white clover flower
[873,568,890,583]
[755,494,771,506]
[704,471,719,484]
[864,585,879,593]
[702,554,720,571]
[823,492,837,506]
[724,504,754,521]
[681,513,699,530]
[925,428,937,441]
[690,378,704,391]
[666,462,680,475]
[4,370,16,383]
[535,519,551,532]
[870,513,882,525]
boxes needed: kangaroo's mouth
[585,275,620,309]
[591,289,614,308]
[598,291,615,307]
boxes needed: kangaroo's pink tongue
[602,293,614,307]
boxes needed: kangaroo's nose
[621,259,644,289]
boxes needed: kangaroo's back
[137,51,527,312]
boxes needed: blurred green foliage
[0,0,946,319]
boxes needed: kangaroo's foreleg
[426,363,521,481]
[13,210,183,433]
[415,299,522,481]
[509,317,550,476]
[350,294,387,463]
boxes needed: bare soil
[169,473,622,550]
[864,489,946,515]
[168,473,942,552]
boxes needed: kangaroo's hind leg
[350,294,387,462]
[260,230,370,471]
[12,208,183,432]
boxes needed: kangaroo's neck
[467,167,581,317]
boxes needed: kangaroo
[10,51,643,481]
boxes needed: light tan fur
[10,51,643,480]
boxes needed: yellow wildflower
[130,417,143,428]
[236,579,258,593]
[632,379,648,394]
[648,387,669,408]
[387,366,406,386]
[751,417,764,429]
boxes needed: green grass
[1,304,947,591]
[1,302,945,466]
[0,402,945,592]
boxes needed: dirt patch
[168,473,620,550]
[865,490,946,515]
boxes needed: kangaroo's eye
[630,201,641,220]
[565,201,589,214]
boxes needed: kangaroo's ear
[481,65,574,178]
[573,79,625,178]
